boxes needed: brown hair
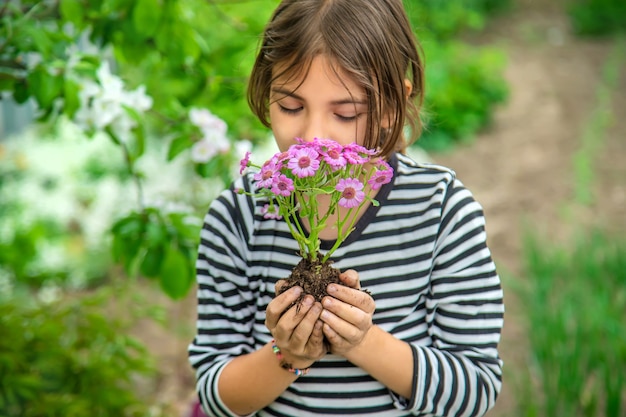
[247,0,424,158]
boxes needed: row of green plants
[512,20,625,416]
[515,230,626,416]
[568,0,626,36]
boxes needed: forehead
[271,55,365,96]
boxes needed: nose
[301,113,326,142]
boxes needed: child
[188,0,504,416]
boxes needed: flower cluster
[240,138,393,262]
[73,62,153,143]
[188,108,232,163]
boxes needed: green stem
[282,211,307,258]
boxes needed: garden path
[434,0,626,414]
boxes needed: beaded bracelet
[271,339,311,377]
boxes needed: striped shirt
[188,153,504,417]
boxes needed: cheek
[334,119,368,147]
[269,107,295,151]
[354,119,368,146]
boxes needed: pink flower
[287,147,320,178]
[271,151,290,164]
[239,151,251,174]
[261,203,282,220]
[345,142,376,156]
[343,143,369,165]
[368,163,393,190]
[320,142,347,169]
[254,161,279,188]
[336,178,365,208]
[271,174,294,197]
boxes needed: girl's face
[269,55,369,152]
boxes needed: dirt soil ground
[134,0,626,415]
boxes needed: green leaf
[27,66,63,110]
[12,80,29,103]
[167,135,194,161]
[132,0,162,38]
[63,78,81,117]
[139,245,165,278]
[179,26,201,61]
[60,0,85,28]
[111,214,144,237]
[21,25,54,58]
[144,219,166,247]
[111,214,145,274]
[159,246,192,299]
[0,69,17,90]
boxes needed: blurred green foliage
[568,0,626,36]
[404,0,510,150]
[418,40,508,151]
[404,0,511,41]
[1,0,272,298]
[112,207,200,299]
[0,286,163,417]
[518,230,626,416]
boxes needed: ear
[381,79,413,128]
[404,79,413,97]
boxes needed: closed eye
[278,104,302,115]
[335,113,362,122]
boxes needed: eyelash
[336,114,358,122]
[278,104,302,115]
[278,104,359,122]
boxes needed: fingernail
[327,284,337,293]
[293,286,302,296]
[323,298,332,307]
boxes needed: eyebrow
[271,87,367,106]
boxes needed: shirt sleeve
[405,178,504,416]
[187,180,259,417]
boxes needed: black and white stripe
[189,153,504,417]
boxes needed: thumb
[339,269,360,289]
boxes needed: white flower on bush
[190,138,229,163]
[189,107,230,163]
[74,61,153,142]
[189,107,227,134]
[0,119,229,289]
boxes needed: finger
[322,296,372,332]
[291,302,323,348]
[322,321,346,347]
[272,294,316,340]
[327,283,375,313]
[311,319,324,342]
[265,286,302,329]
[320,308,362,344]
[338,269,360,289]
[274,279,290,295]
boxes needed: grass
[572,35,625,206]
[516,230,626,416]
[513,32,626,417]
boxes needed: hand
[265,283,326,368]
[320,270,376,356]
